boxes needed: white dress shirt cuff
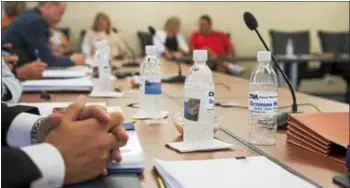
[22,143,65,188]
[7,113,41,147]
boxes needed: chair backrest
[269,30,310,55]
[269,30,327,83]
[137,31,153,56]
[318,31,350,54]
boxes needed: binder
[286,112,349,163]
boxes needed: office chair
[137,31,153,56]
[269,30,326,90]
[318,31,350,102]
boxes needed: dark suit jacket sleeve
[1,103,40,146]
[22,19,74,67]
[2,147,42,188]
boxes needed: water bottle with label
[139,45,161,118]
[184,50,215,142]
[92,39,112,92]
[248,51,278,145]
[286,38,294,57]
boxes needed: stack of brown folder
[287,112,349,163]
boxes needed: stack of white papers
[154,156,318,188]
[132,110,169,120]
[64,66,92,74]
[106,130,144,173]
[167,139,233,153]
[42,70,86,79]
[47,66,92,74]
[20,102,107,116]
[22,77,93,92]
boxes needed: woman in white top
[82,12,127,59]
[153,16,189,58]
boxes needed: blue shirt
[2,8,74,68]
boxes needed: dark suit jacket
[1,103,42,188]
[2,8,74,68]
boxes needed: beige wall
[28,2,349,55]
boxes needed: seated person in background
[82,12,127,59]
[1,1,27,32]
[50,27,73,57]
[153,16,189,58]
[190,15,242,75]
[2,97,129,187]
[2,2,85,69]
[2,43,47,81]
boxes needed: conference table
[20,58,349,188]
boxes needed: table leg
[278,62,285,86]
[290,61,298,90]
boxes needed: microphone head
[148,26,156,36]
[243,12,258,30]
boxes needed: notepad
[64,66,92,74]
[89,91,124,98]
[107,125,144,174]
[132,110,169,120]
[167,139,233,153]
[22,77,93,92]
[154,156,318,188]
[42,70,86,79]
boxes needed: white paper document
[64,66,92,74]
[167,139,233,153]
[42,70,86,79]
[22,77,93,92]
[132,110,169,120]
[20,102,107,117]
[106,130,144,172]
[89,91,124,98]
[154,156,318,188]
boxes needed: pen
[157,176,166,188]
[154,168,166,188]
[35,48,40,61]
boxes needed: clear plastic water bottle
[286,38,294,57]
[248,51,278,145]
[184,50,215,142]
[139,45,161,118]
[92,39,112,92]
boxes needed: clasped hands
[44,96,128,184]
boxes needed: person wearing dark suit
[2,2,85,79]
[1,96,129,188]
[1,59,22,104]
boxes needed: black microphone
[243,11,298,114]
[148,26,186,83]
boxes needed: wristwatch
[30,118,53,144]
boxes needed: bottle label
[93,66,99,78]
[144,77,161,95]
[184,90,214,122]
[139,76,145,94]
[249,92,278,115]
